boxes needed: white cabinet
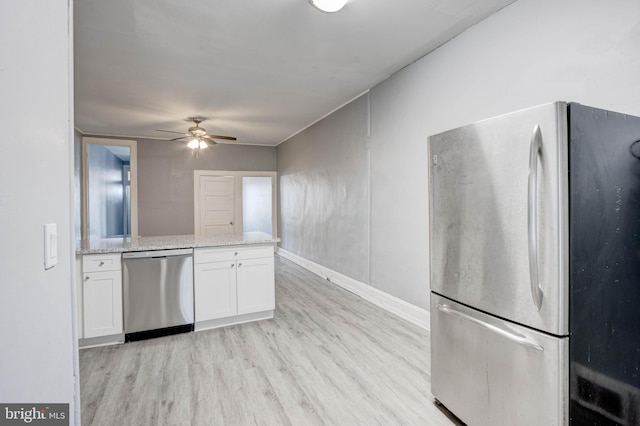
[194,260,237,321]
[81,253,123,338]
[77,243,273,340]
[194,245,274,323]
[237,256,275,315]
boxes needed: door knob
[98,261,104,266]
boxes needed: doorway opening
[194,170,277,237]
[81,137,138,239]
[242,176,273,235]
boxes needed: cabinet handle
[234,252,238,256]
[231,264,235,268]
[230,221,234,225]
[98,261,105,266]
[238,262,242,267]
[84,276,90,281]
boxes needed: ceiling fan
[156,118,237,150]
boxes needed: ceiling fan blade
[155,129,188,135]
[169,136,188,141]
[205,134,237,141]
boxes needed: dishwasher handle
[122,248,193,259]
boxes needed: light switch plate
[44,223,58,270]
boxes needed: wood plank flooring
[80,256,457,425]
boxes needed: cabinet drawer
[236,245,273,260]
[82,253,121,272]
[194,245,273,264]
[194,248,237,263]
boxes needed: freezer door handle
[528,124,544,312]
[435,303,544,351]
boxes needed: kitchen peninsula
[77,231,279,254]
[76,232,279,348]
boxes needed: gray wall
[137,138,276,236]
[0,0,77,420]
[88,144,125,237]
[278,95,369,283]
[277,0,640,310]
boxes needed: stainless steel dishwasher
[122,248,194,342]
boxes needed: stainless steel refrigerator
[428,102,640,425]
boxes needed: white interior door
[198,175,235,236]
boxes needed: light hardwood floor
[80,256,458,425]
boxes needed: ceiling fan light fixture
[309,0,348,13]
[156,118,236,150]
[187,138,199,149]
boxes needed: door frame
[81,137,138,239]
[194,170,277,237]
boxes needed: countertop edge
[76,234,281,255]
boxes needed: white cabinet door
[237,256,275,315]
[194,260,238,321]
[83,270,123,338]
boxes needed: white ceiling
[74,0,515,146]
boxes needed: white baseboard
[79,333,124,349]
[194,311,274,332]
[276,248,430,331]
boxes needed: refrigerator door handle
[435,303,544,351]
[528,124,544,312]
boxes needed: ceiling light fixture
[187,138,199,149]
[187,137,209,158]
[309,0,348,13]
[188,138,208,148]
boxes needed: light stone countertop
[76,232,280,255]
